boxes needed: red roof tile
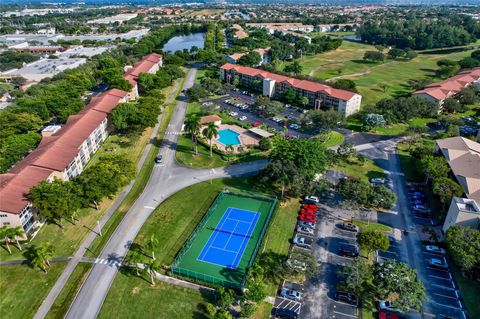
[123,53,162,86]
[221,63,357,101]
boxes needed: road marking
[428,274,452,280]
[422,312,436,317]
[333,310,357,318]
[432,282,456,289]
[144,206,156,210]
[433,292,459,300]
[431,300,463,310]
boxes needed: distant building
[226,47,270,65]
[199,114,222,126]
[0,89,128,235]
[123,53,163,100]
[443,197,480,232]
[232,24,248,39]
[317,23,356,32]
[413,68,480,106]
[246,22,314,33]
[220,63,362,116]
[87,13,138,25]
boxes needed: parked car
[297,226,314,235]
[428,258,448,270]
[273,307,298,319]
[304,195,319,203]
[299,214,316,223]
[334,291,357,305]
[298,221,315,229]
[286,259,307,272]
[378,300,401,313]
[378,310,399,319]
[293,236,313,248]
[252,121,262,127]
[229,111,238,116]
[338,223,359,232]
[280,288,303,300]
[155,155,163,164]
[339,244,359,258]
[425,245,446,255]
[370,178,385,185]
[239,116,247,121]
[412,205,431,213]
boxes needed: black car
[339,244,359,258]
[334,291,357,305]
[155,155,163,164]
[273,307,298,319]
[338,223,359,232]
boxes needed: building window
[0,214,7,218]
[3,222,10,226]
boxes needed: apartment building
[443,197,480,232]
[226,47,270,65]
[124,53,163,100]
[413,68,480,106]
[0,89,128,235]
[220,63,362,116]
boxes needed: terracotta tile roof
[200,114,222,125]
[0,89,128,215]
[123,53,162,86]
[414,67,480,102]
[221,63,357,101]
[436,137,480,203]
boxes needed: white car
[229,111,238,116]
[425,245,446,255]
[286,259,307,272]
[304,195,319,203]
[428,258,448,270]
[280,288,303,300]
[293,236,313,248]
[297,226,314,235]
[298,221,316,229]
[239,116,247,121]
[378,300,401,313]
[370,178,385,185]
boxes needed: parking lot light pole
[97,220,102,237]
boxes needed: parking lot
[208,90,315,138]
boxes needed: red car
[303,204,317,210]
[299,209,316,216]
[299,214,316,223]
[378,311,399,319]
[252,121,262,127]
[301,206,317,213]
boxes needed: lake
[162,33,205,53]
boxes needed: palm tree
[202,123,219,157]
[126,250,143,276]
[37,242,54,268]
[0,226,13,255]
[145,234,159,260]
[145,259,160,286]
[31,252,49,273]
[184,115,201,155]
[9,227,25,251]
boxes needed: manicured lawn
[98,271,211,319]
[252,302,274,319]
[175,135,267,169]
[322,130,345,148]
[397,143,424,182]
[345,117,436,135]
[353,220,392,233]
[0,263,66,319]
[451,266,480,319]
[332,158,384,184]
[45,262,93,319]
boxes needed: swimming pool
[217,129,241,146]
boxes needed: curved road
[64,67,268,319]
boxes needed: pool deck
[202,124,260,153]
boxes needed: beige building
[443,197,480,232]
[0,89,128,235]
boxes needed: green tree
[259,137,272,151]
[146,234,159,260]
[369,185,396,209]
[357,230,390,255]
[373,260,426,312]
[337,258,373,302]
[26,243,55,273]
[432,177,463,208]
[8,226,25,251]
[202,123,219,157]
[388,48,405,59]
[445,225,480,274]
[184,115,201,155]
[420,155,449,183]
[443,98,464,113]
[284,60,303,75]
[238,51,262,66]
[0,226,14,255]
[217,287,235,310]
[363,51,385,62]
[126,250,143,276]
[145,259,160,286]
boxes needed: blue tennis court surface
[197,207,259,269]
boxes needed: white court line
[222,220,240,249]
[334,311,357,318]
[197,208,232,261]
[209,246,241,254]
[230,212,259,267]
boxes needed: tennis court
[172,191,277,288]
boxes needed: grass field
[451,266,480,318]
[0,263,66,319]
[98,272,211,319]
[353,220,392,233]
[322,130,345,148]
[100,177,298,316]
[173,192,276,288]
[332,158,384,183]
[295,40,477,105]
[45,263,92,319]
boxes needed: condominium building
[0,89,128,235]
[220,63,362,116]
[413,68,480,106]
[226,47,270,66]
[124,53,163,100]
[443,197,480,232]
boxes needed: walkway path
[32,76,183,319]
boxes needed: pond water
[162,33,205,53]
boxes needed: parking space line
[333,310,357,318]
[432,282,456,289]
[428,274,452,281]
[433,292,459,300]
[431,300,463,310]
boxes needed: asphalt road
[64,67,268,319]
